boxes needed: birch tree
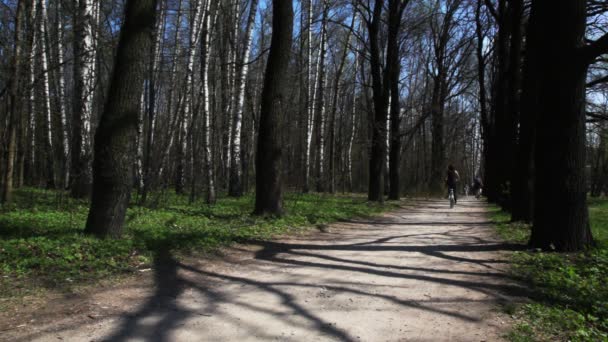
[71,0,99,198]
[228,0,259,197]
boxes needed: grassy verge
[0,188,397,299]
[489,201,608,342]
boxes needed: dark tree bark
[511,0,537,223]
[529,0,602,251]
[387,0,407,200]
[367,0,387,203]
[85,0,158,238]
[254,0,293,216]
[1,0,26,204]
[485,0,510,204]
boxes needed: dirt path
[2,198,526,342]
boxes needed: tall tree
[85,0,158,238]
[254,0,293,215]
[366,0,388,202]
[1,0,26,204]
[71,0,99,198]
[201,0,216,204]
[315,0,329,193]
[529,0,608,251]
[387,0,408,200]
[229,0,259,197]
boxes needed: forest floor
[0,197,526,341]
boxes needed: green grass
[0,188,396,298]
[490,200,608,342]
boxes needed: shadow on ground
[10,199,527,342]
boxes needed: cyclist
[472,175,483,199]
[446,165,460,204]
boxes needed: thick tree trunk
[529,0,595,251]
[85,0,157,238]
[367,0,387,203]
[254,0,293,215]
[511,0,536,223]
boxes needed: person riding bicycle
[445,165,460,204]
[472,175,483,198]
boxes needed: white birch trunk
[56,0,69,185]
[29,1,38,172]
[81,0,98,152]
[38,0,56,186]
[39,0,53,153]
[136,90,145,190]
[348,46,359,192]
[315,2,329,192]
[229,0,258,196]
[303,0,316,192]
[201,1,216,204]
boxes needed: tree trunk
[529,0,596,251]
[85,0,158,238]
[229,0,259,197]
[39,0,57,189]
[2,0,26,204]
[511,0,536,223]
[303,0,315,193]
[254,0,293,215]
[367,0,387,203]
[387,0,405,200]
[201,1,216,205]
[315,1,329,193]
[71,0,99,198]
[475,0,489,196]
[55,0,69,188]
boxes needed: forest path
[5,198,526,342]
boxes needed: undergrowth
[490,200,608,342]
[0,188,396,298]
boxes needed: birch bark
[229,0,259,197]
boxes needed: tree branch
[586,111,608,122]
[587,74,608,88]
[582,33,608,64]
[483,0,498,21]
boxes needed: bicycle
[449,188,455,208]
